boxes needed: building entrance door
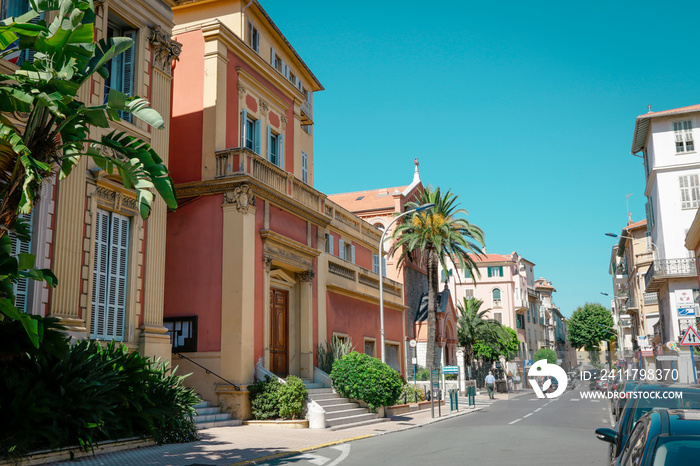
[270,288,289,376]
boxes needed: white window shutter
[687,131,695,142]
[241,108,247,147]
[91,209,110,339]
[339,239,345,260]
[350,245,355,264]
[278,134,284,169]
[676,132,684,143]
[373,254,379,274]
[270,47,276,67]
[328,234,334,255]
[106,213,129,341]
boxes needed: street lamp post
[378,202,435,363]
[605,232,659,258]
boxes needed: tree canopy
[567,303,616,351]
[533,347,558,365]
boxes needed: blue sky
[262,0,700,317]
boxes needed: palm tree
[391,187,484,373]
[457,297,503,376]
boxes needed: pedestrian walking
[485,371,496,399]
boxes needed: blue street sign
[679,307,696,316]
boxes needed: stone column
[298,270,315,379]
[139,28,182,361]
[262,253,272,369]
[221,185,256,383]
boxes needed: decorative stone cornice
[223,184,255,214]
[149,26,182,75]
[238,83,247,97]
[258,99,269,115]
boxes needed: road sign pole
[693,348,698,385]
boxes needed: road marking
[509,419,522,424]
[327,444,351,466]
[534,408,542,412]
[590,400,600,403]
[602,419,608,424]
[529,398,539,401]
[571,398,580,401]
[524,413,533,418]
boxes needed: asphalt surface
[264,383,612,466]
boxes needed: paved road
[265,385,612,465]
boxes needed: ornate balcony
[326,258,403,304]
[644,292,658,305]
[645,258,698,292]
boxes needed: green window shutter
[278,134,284,169]
[487,267,492,278]
[499,266,503,277]
[266,125,272,162]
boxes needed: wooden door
[270,288,289,376]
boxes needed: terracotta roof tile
[328,186,408,212]
[637,104,700,119]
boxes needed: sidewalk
[53,395,502,466]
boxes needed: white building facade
[632,105,700,352]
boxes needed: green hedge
[0,316,199,460]
[330,352,403,411]
[249,375,308,420]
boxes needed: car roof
[665,409,700,435]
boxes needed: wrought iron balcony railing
[645,258,697,291]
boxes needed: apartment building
[164,0,404,418]
[445,252,549,380]
[631,105,700,346]
[608,219,659,369]
[3,0,181,361]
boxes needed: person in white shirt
[485,371,496,399]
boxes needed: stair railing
[174,352,240,391]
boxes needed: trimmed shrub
[278,376,308,420]
[330,352,403,411]
[249,376,282,420]
[249,375,309,420]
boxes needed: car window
[621,421,648,466]
[631,393,700,427]
[651,439,700,465]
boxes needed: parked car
[594,383,700,465]
[604,408,700,465]
[611,379,642,421]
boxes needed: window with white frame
[267,126,283,168]
[270,47,282,72]
[301,150,308,183]
[494,311,502,324]
[241,109,261,153]
[679,174,700,209]
[91,209,130,341]
[492,288,502,308]
[487,266,503,277]
[104,16,136,123]
[674,120,694,153]
[465,289,474,299]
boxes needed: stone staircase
[193,398,241,429]
[304,381,388,430]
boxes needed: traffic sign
[443,365,458,374]
[680,326,700,346]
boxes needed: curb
[230,402,489,465]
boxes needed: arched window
[492,288,502,308]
